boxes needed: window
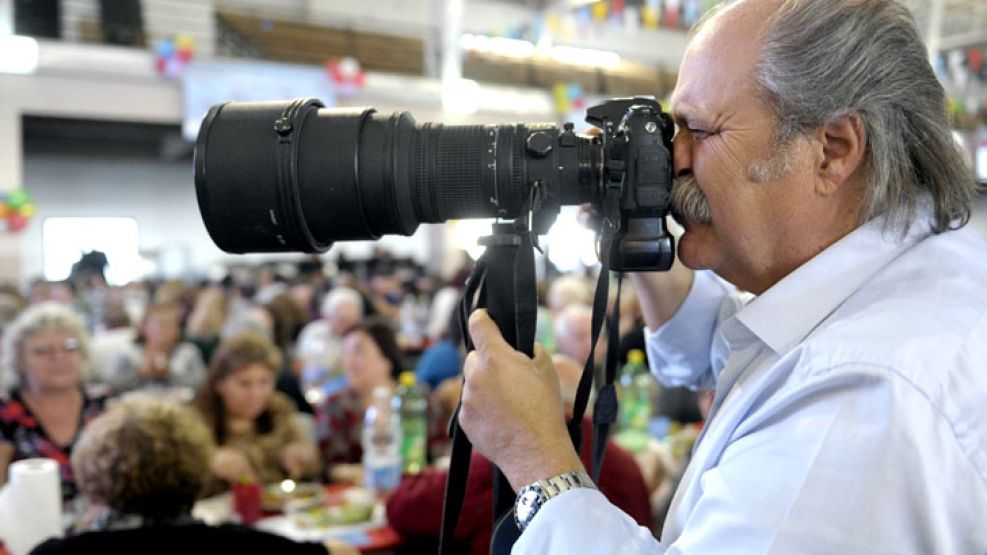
[42,217,144,285]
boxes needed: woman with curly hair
[28,397,356,555]
[193,332,319,493]
[0,302,108,501]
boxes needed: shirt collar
[732,213,933,356]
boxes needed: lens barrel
[194,99,599,254]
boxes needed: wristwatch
[514,470,597,531]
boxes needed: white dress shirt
[515,215,987,554]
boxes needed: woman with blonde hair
[0,302,108,500]
[193,332,319,493]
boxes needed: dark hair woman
[315,318,405,483]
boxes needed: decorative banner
[552,81,586,115]
[683,0,703,27]
[0,188,35,233]
[486,0,729,41]
[663,0,682,29]
[641,4,660,28]
[326,56,366,97]
[154,34,195,79]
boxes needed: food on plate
[292,503,375,528]
[261,480,325,511]
[290,488,376,529]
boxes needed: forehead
[232,362,274,377]
[670,2,769,122]
[26,329,75,342]
[345,330,373,346]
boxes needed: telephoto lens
[194,98,602,254]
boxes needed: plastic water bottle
[616,349,653,454]
[395,371,428,474]
[399,296,424,349]
[362,386,403,495]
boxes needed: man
[458,0,987,552]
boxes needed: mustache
[670,173,712,225]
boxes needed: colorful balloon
[6,189,28,210]
[8,213,27,232]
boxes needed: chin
[677,222,721,271]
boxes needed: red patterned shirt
[0,386,109,500]
[315,387,365,466]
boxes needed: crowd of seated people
[0,251,706,550]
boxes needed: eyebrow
[669,98,704,127]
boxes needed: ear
[813,112,866,195]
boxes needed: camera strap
[440,221,538,555]
[441,189,626,555]
[569,186,624,483]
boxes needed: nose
[672,131,693,178]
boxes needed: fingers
[467,309,511,356]
[533,344,553,370]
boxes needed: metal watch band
[540,470,596,497]
[514,471,597,531]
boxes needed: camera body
[585,97,675,271]
[193,96,675,272]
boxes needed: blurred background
[0,0,985,287]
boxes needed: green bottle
[616,349,652,454]
[395,371,428,474]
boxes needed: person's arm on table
[458,310,660,554]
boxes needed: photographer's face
[669,1,821,294]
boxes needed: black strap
[438,260,486,554]
[568,185,622,477]
[592,273,623,481]
[440,223,538,555]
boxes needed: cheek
[216,381,240,404]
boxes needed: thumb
[468,309,511,356]
[533,344,553,369]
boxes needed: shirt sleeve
[513,488,661,554]
[645,270,744,391]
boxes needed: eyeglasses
[28,337,81,357]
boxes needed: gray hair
[1,302,91,390]
[546,277,591,314]
[320,287,364,320]
[553,304,593,345]
[699,0,977,235]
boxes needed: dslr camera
[194,95,675,272]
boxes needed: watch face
[515,488,543,525]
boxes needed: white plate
[191,492,233,526]
[253,503,386,543]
